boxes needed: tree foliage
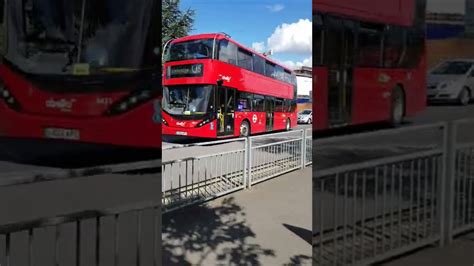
[162,0,195,48]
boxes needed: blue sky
[179,0,312,69]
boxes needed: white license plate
[44,128,80,140]
[176,131,188,136]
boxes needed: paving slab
[163,167,312,265]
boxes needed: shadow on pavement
[283,223,312,245]
[286,254,312,265]
[162,197,275,265]
[281,224,313,265]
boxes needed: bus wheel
[286,119,291,131]
[390,87,405,127]
[458,87,471,106]
[240,121,250,137]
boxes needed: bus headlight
[0,83,21,111]
[196,118,211,128]
[106,87,156,116]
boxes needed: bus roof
[313,0,416,27]
[170,33,294,73]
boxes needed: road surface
[315,104,474,170]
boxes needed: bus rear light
[106,88,156,116]
[0,84,21,111]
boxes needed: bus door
[217,87,235,136]
[265,97,275,131]
[326,16,355,127]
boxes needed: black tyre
[239,120,250,137]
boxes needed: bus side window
[0,0,5,55]
[264,96,275,112]
[400,29,424,68]
[237,48,253,71]
[284,99,291,112]
[314,13,324,66]
[383,26,404,68]
[357,26,383,68]
[275,98,284,112]
[253,55,265,75]
[218,40,238,65]
[265,61,276,79]
[0,0,4,23]
[237,92,252,112]
[253,95,265,112]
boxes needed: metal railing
[248,130,304,187]
[313,120,474,265]
[162,129,312,212]
[162,138,248,213]
[306,128,313,166]
[0,200,161,266]
[0,162,161,266]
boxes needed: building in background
[426,4,474,68]
[427,12,464,40]
[466,0,474,37]
[294,66,312,111]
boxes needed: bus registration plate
[176,131,188,136]
[44,128,80,140]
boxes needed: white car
[297,109,312,124]
[427,59,474,105]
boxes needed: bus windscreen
[6,0,157,76]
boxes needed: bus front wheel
[240,120,250,137]
[390,87,405,127]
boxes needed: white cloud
[266,4,285,13]
[266,19,312,55]
[282,56,312,70]
[252,42,266,53]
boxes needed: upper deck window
[253,54,265,75]
[237,48,253,71]
[165,38,214,62]
[265,61,276,78]
[218,39,237,65]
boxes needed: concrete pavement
[383,233,474,266]
[163,167,312,265]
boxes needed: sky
[428,0,465,13]
[179,0,312,70]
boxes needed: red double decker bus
[162,33,298,138]
[313,0,427,131]
[0,0,161,148]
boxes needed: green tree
[162,0,195,48]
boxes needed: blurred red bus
[162,33,298,138]
[0,0,161,148]
[313,0,427,130]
